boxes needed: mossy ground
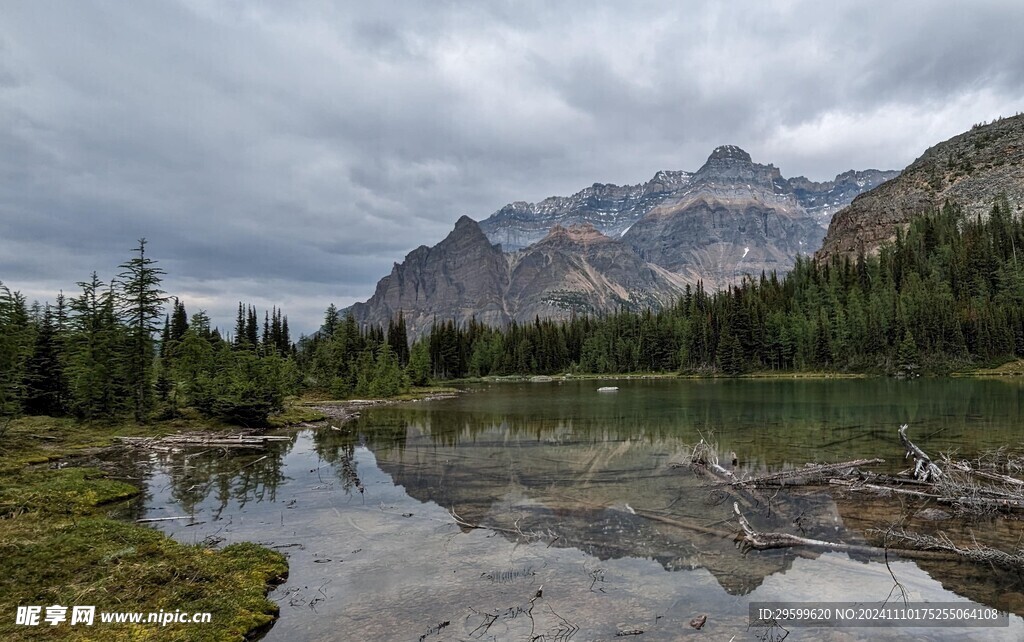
[0,417,291,641]
[0,514,287,640]
[954,359,1024,377]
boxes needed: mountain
[349,146,896,333]
[788,169,899,225]
[348,217,684,337]
[347,216,511,334]
[818,114,1024,261]
[504,223,686,320]
[479,148,897,256]
[621,146,827,288]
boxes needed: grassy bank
[450,371,870,384]
[953,359,1024,377]
[0,415,294,641]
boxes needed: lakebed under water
[109,378,1024,640]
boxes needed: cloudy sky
[2,1,1023,335]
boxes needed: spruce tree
[67,273,129,420]
[234,303,247,349]
[117,238,167,422]
[406,339,431,386]
[0,281,31,422]
[23,306,68,415]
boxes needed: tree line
[297,197,1024,388]
[4,198,1024,428]
[0,239,299,427]
[347,197,1024,380]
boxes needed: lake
[118,378,1024,640]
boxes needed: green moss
[0,425,289,640]
[0,517,287,641]
[0,468,139,517]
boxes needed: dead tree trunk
[898,424,942,482]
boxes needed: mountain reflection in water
[124,379,1024,641]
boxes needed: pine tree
[170,299,189,342]
[67,273,130,420]
[896,330,920,378]
[23,306,68,415]
[322,304,340,338]
[245,306,259,348]
[233,303,247,349]
[387,312,410,366]
[117,238,167,422]
[280,316,291,354]
[0,281,32,421]
[407,339,431,386]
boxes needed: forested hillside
[362,197,1024,379]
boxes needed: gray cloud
[2,0,1023,334]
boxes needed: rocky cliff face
[348,219,684,337]
[347,216,511,336]
[505,224,686,321]
[790,169,899,225]
[818,114,1024,262]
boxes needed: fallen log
[116,433,290,450]
[731,458,884,487]
[898,424,942,482]
[733,503,957,561]
[631,507,737,539]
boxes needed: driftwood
[117,433,291,450]
[725,423,1024,570]
[449,507,550,542]
[731,458,885,487]
[672,439,771,510]
[898,424,942,482]
[945,458,1024,488]
[135,516,194,523]
[679,439,738,483]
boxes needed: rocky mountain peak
[706,145,752,163]
[453,214,480,231]
[446,215,489,243]
[692,145,783,190]
[350,139,901,334]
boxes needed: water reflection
[123,378,1024,640]
[361,378,1024,469]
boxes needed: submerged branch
[733,502,958,562]
[871,527,1024,570]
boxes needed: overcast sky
[2,1,1023,335]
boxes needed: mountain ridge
[818,114,1024,261]
[348,146,898,335]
